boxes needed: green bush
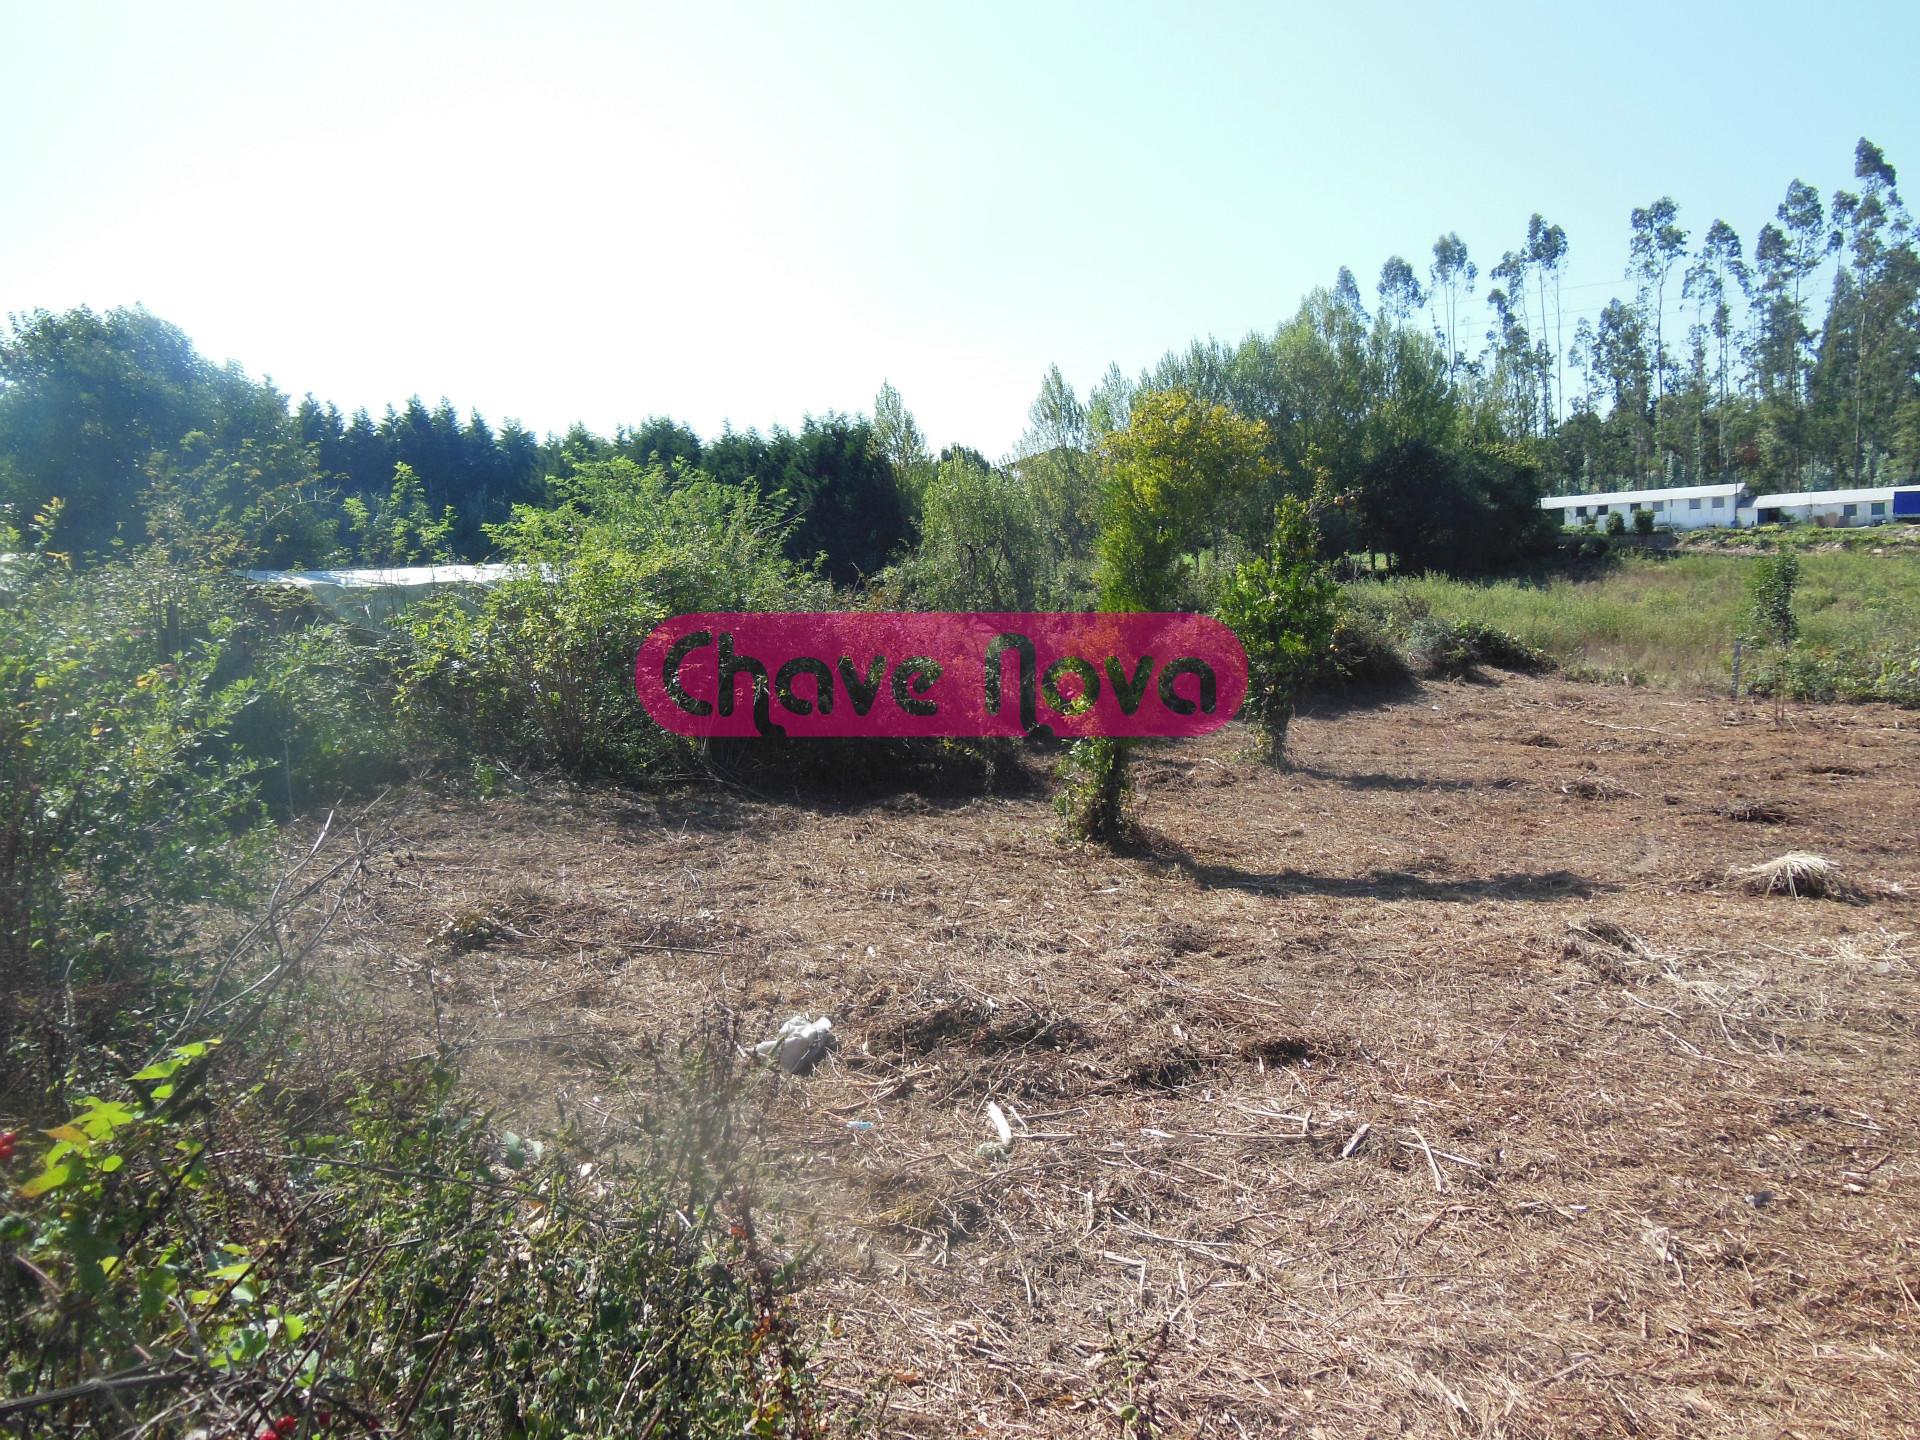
[1217,498,1339,757]
[1756,642,1920,706]
[1402,615,1552,679]
[1633,508,1656,536]
[0,557,268,1088]
[1605,511,1627,536]
[0,1044,821,1438]
[886,452,1060,610]
[396,460,828,779]
[1748,547,1801,645]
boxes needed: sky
[4,0,1918,459]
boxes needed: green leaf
[21,1161,76,1197]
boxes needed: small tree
[1746,546,1800,723]
[1061,390,1269,842]
[345,462,455,565]
[1748,547,1800,646]
[1217,498,1339,761]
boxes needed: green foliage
[1633,507,1656,535]
[0,558,267,1085]
[1216,499,1339,758]
[1762,640,1920,705]
[1605,511,1627,536]
[887,452,1056,610]
[344,462,457,564]
[1350,439,1552,575]
[1053,736,1129,845]
[1061,390,1269,843]
[1402,616,1553,678]
[396,459,827,777]
[1748,547,1801,645]
[1,1046,818,1438]
[701,416,910,585]
[1320,590,1413,688]
[143,431,340,569]
[1095,389,1271,613]
[230,622,408,805]
[1374,548,1920,705]
[0,307,291,558]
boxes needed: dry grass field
[312,674,1920,1437]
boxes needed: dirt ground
[317,675,1920,1437]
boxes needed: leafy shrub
[1319,598,1411,688]
[1217,499,1339,757]
[886,452,1058,610]
[1065,389,1268,841]
[1055,736,1129,844]
[396,460,828,779]
[1605,511,1627,536]
[0,1044,820,1438]
[1403,616,1552,678]
[1748,547,1801,645]
[1633,508,1656,536]
[229,623,408,807]
[1756,642,1920,706]
[1,556,267,1088]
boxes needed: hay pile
[1733,851,1854,899]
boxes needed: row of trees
[0,303,1553,590]
[0,307,913,580]
[1357,137,1918,493]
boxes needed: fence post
[1730,638,1742,700]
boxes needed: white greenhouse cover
[241,562,526,630]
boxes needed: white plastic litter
[755,1015,833,1074]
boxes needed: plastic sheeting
[241,563,525,630]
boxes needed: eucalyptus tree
[1428,233,1477,384]
[1087,362,1137,439]
[1822,139,1915,482]
[1526,215,1570,424]
[872,380,932,505]
[1683,220,1749,417]
[1333,266,1369,321]
[1376,256,1425,323]
[1750,181,1836,482]
[1628,198,1689,412]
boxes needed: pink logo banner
[635,612,1247,739]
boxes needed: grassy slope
[1372,549,1920,690]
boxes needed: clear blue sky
[4,0,1916,458]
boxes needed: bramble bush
[0,548,267,1092]
[0,533,410,1094]
[0,1036,822,1438]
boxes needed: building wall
[1551,494,1738,531]
[1757,498,1896,528]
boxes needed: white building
[1749,486,1916,528]
[1539,483,1746,532]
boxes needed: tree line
[1369,136,1918,494]
[3,135,1909,586]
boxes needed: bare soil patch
[316,676,1920,1437]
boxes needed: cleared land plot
[317,676,1920,1437]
